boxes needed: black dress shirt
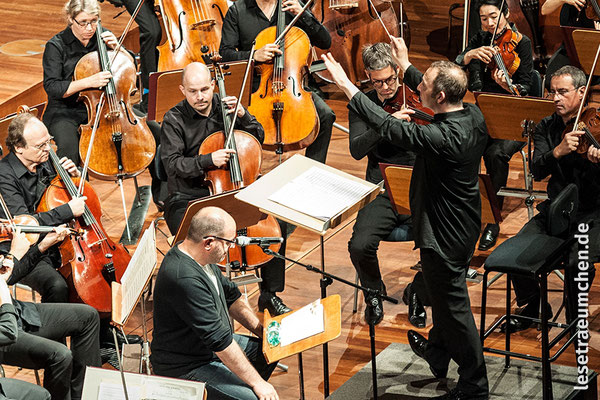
[347,66,488,265]
[219,0,331,63]
[531,113,600,213]
[151,246,242,377]
[348,89,416,184]
[160,95,264,196]
[456,26,533,95]
[0,153,73,227]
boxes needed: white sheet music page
[279,299,324,347]
[268,167,373,220]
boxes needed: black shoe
[407,330,447,379]
[478,224,499,251]
[364,295,384,325]
[258,292,292,316]
[500,303,553,333]
[154,200,165,213]
[403,283,426,328]
[432,388,487,399]
[101,330,143,348]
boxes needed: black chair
[530,69,543,98]
[480,183,580,400]
[154,144,168,183]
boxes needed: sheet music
[118,222,157,325]
[96,380,200,400]
[268,167,373,221]
[279,299,324,347]
[98,382,141,400]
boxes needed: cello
[248,0,320,155]
[199,59,281,269]
[157,0,229,71]
[75,22,156,180]
[311,0,400,85]
[37,148,131,313]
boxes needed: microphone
[235,236,283,247]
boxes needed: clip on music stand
[475,92,555,219]
[235,154,387,399]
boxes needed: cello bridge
[191,19,216,30]
[105,110,121,119]
[272,80,286,94]
[330,1,358,10]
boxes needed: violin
[37,148,131,313]
[157,0,229,71]
[311,0,401,85]
[0,215,75,246]
[248,0,319,155]
[383,85,434,125]
[75,22,156,180]
[199,59,281,269]
[583,0,600,21]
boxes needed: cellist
[455,0,533,252]
[0,113,141,351]
[160,62,292,316]
[219,0,335,165]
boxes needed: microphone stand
[260,246,398,400]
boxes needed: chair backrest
[546,183,578,237]
[154,144,168,182]
[530,69,543,98]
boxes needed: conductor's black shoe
[258,292,291,316]
[407,330,447,379]
[402,283,426,328]
[478,223,499,251]
[431,388,487,399]
[364,295,384,325]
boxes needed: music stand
[475,92,554,219]
[235,154,384,398]
[568,29,600,76]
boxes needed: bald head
[186,206,236,244]
[180,62,215,115]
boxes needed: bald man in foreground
[151,206,278,400]
[160,62,264,234]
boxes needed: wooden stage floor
[2,0,599,398]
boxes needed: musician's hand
[222,96,245,118]
[101,31,120,50]
[9,228,30,261]
[588,145,600,163]
[85,71,112,89]
[68,196,87,218]
[391,107,415,122]
[59,157,80,177]
[281,0,302,15]
[492,68,511,93]
[390,36,411,72]
[554,130,584,158]
[565,0,586,11]
[38,225,71,253]
[465,46,496,64]
[252,380,279,400]
[321,53,359,99]
[211,149,236,168]
[254,44,282,63]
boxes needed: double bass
[37,148,131,313]
[75,22,156,180]
[248,0,319,154]
[311,0,401,85]
[157,0,229,70]
[199,60,282,269]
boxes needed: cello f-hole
[288,76,301,97]
[175,11,187,50]
[260,77,271,99]
[212,3,226,21]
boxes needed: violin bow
[0,192,17,233]
[487,0,519,95]
[110,0,146,65]
[274,0,316,46]
[571,42,600,132]
[78,91,106,196]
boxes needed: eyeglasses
[546,88,578,99]
[203,235,236,248]
[72,17,99,28]
[30,136,54,151]
[370,74,398,88]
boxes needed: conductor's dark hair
[430,61,468,105]
[476,0,509,16]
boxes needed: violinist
[456,0,534,251]
[42,0,134,166]
[346,42,418,326]
[503,66,599,332]
[219,0,335,165]
[0,227,101,400]
[161,63,291,316]
[322,36,489,399]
